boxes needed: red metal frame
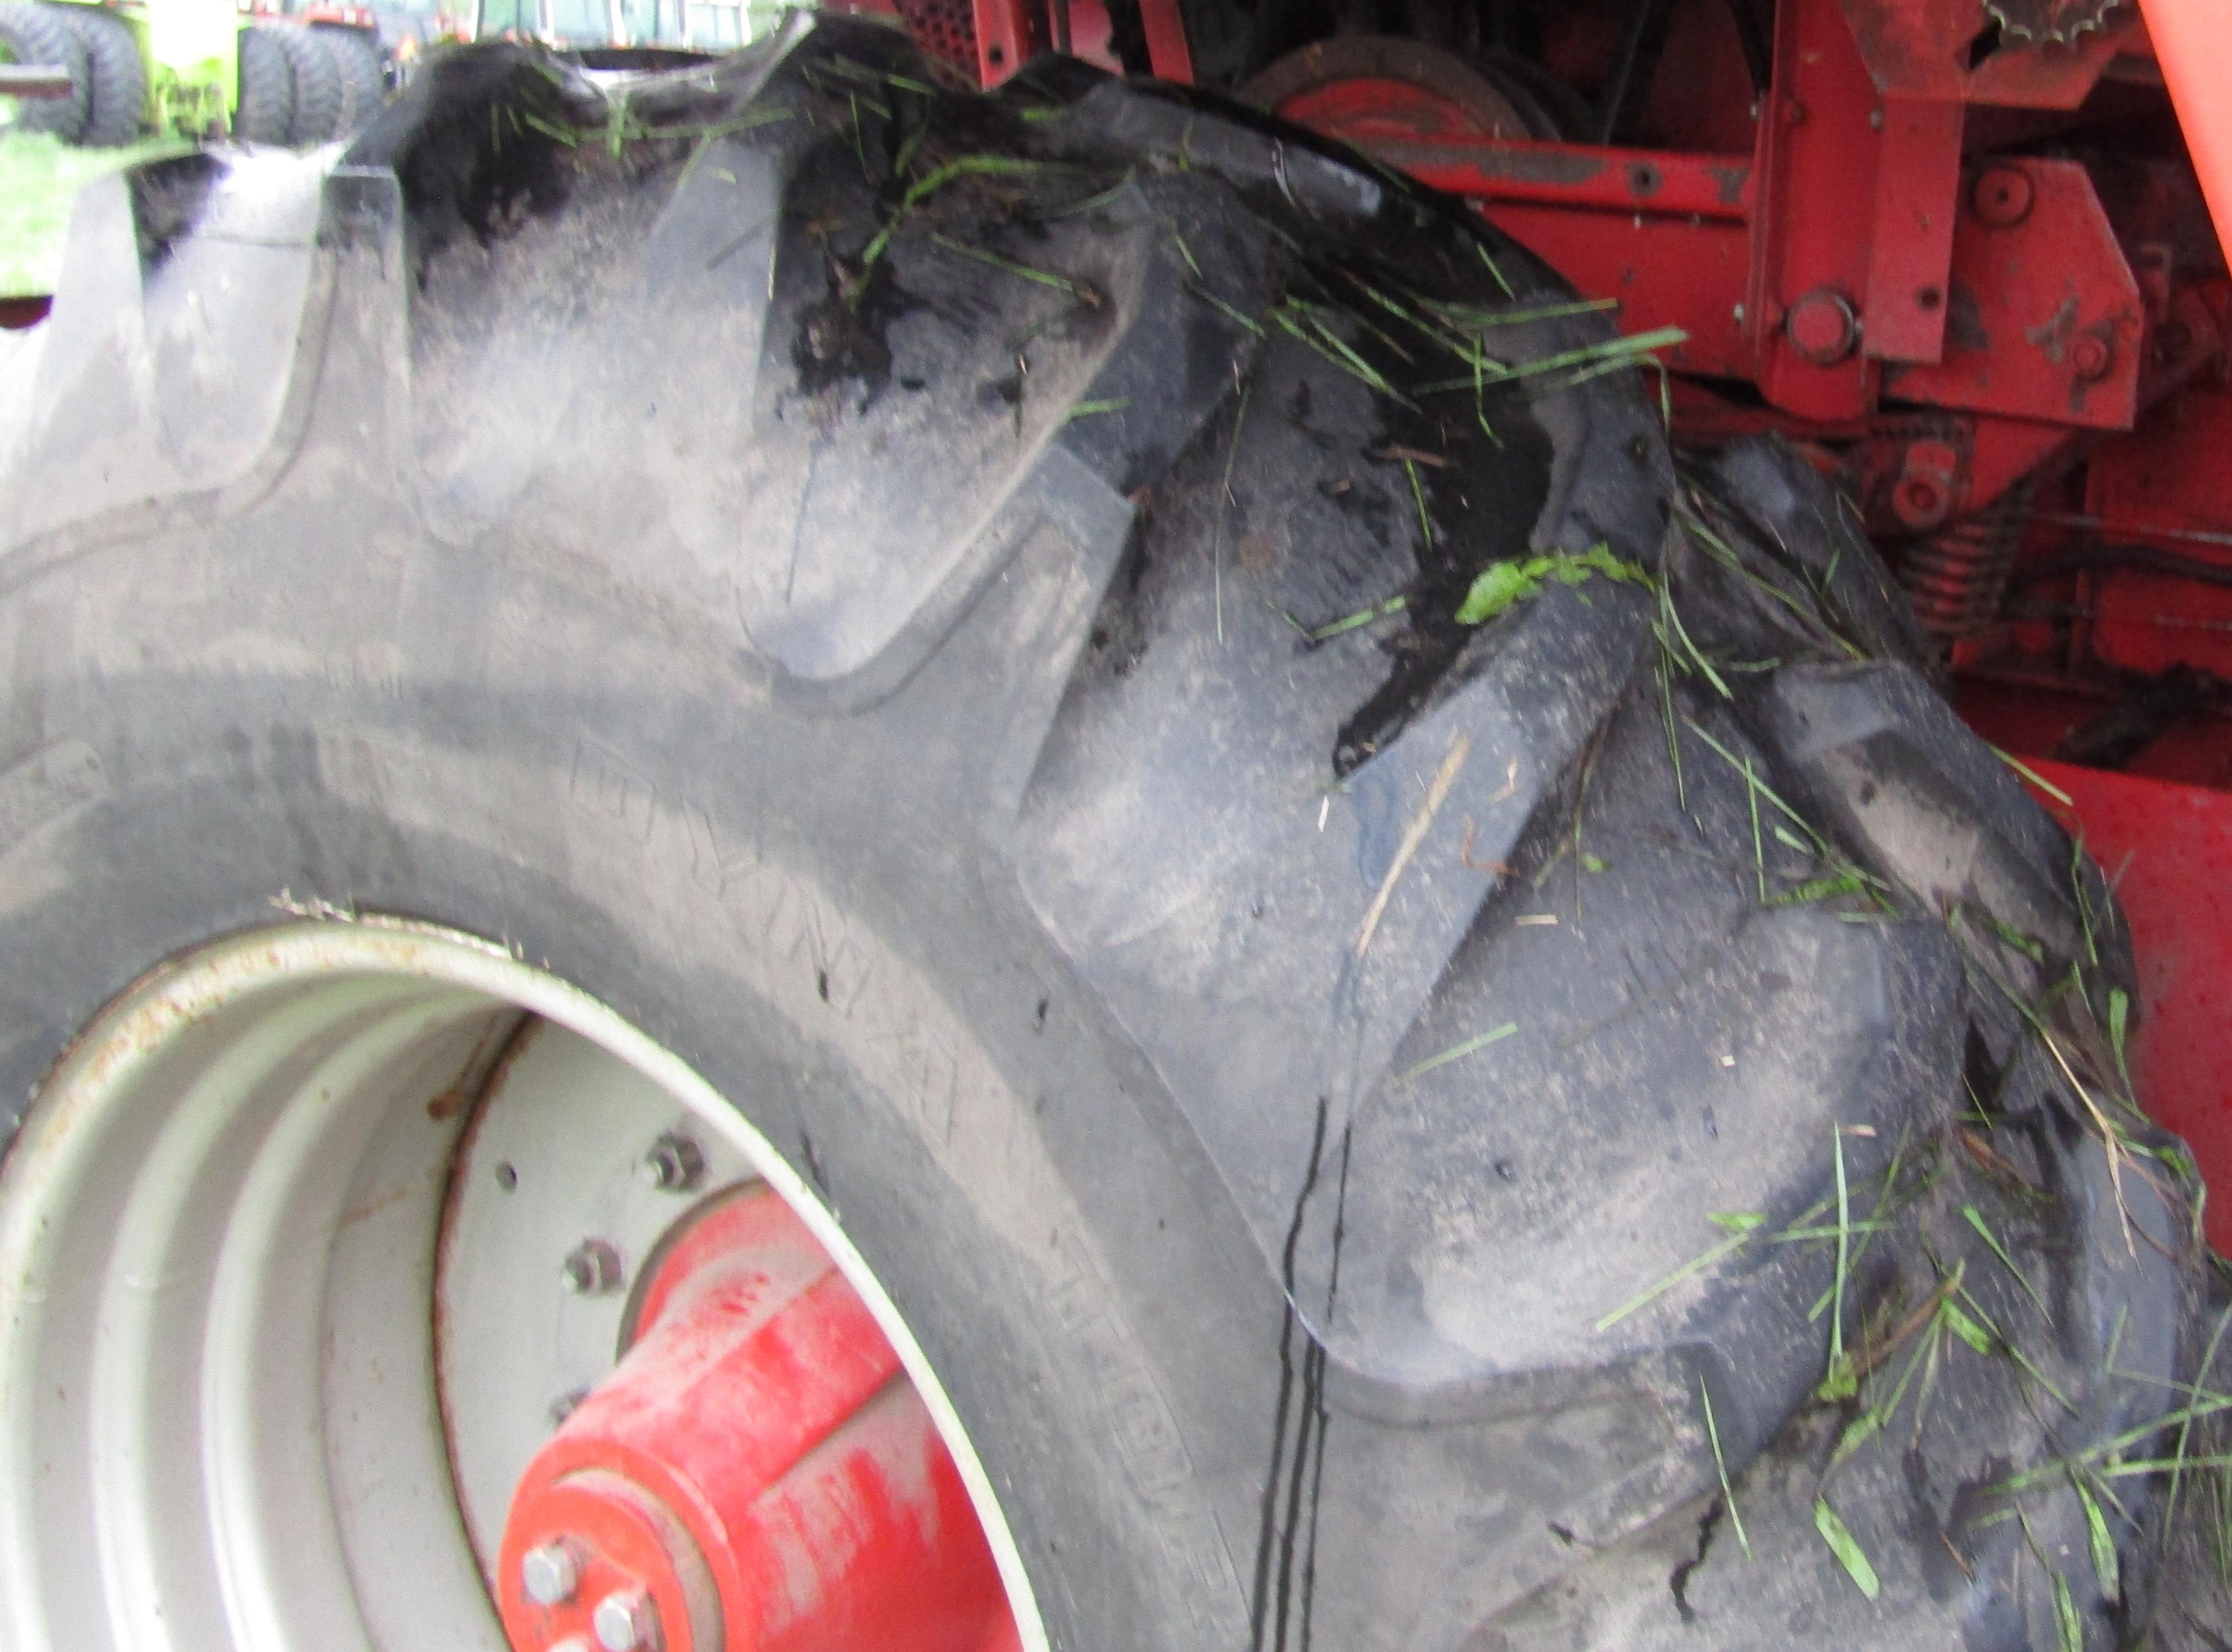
[1255,0,2174,478]
[1834,0,2131,109]
[971,0,1048,84]
[256,3,378,28]
[1133,0,1190,81]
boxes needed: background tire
[0,0,87,141]
[314,22,384,131]
[5,28,2231,1652]
[233,23,295,146]
[269,20,339,145]
[53,2,142,146]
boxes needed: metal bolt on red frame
[1785,287,1860,366]
[1891,439,1962,531]
[1970,165,2035,228]
[2070,331,2115,382]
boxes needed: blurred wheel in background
[233,22,296,144]
[53,2,144,147]
[0,0,87,140]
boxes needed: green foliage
[1393,1022,1516,1085]
[1454,544,1651,625]
[1813,1497,1880,1600]
[2072,1471,2119,1603]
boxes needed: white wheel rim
[0,918,1049,1652]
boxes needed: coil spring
[1898,481,2034,647]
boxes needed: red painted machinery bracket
[970,0,1047,85]
[1834,0,2136,109]
[1862,97,1962,366]
[1886,158,2145,431]
[1747,0,1881,420]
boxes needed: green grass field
[0,133,193,298]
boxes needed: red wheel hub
[495,1186,1015,1652]
[1240,36,1535,146]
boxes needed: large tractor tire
[52,0,140,145]
[232,22,295,145]
[2,23,2229,1652]
[268,19,341,144]
[0,0,86,140]
[313,21,384,130]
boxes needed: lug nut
[561,1239,624,1296]
[521,1540,581,1607]
[593,1588,659,1651]
[1890,438,1962,532]
[1972,165,2034,227]
[2072,332,2114,381]
[1896,475,1947,524]
[639,1132,706,1193]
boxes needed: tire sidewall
[53,3,141,146]
[272,23,342,144]
[235,26,296,146]
[312,23,383,121]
